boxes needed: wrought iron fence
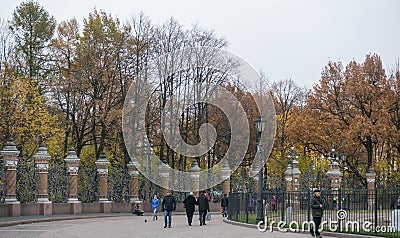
[16,156,37,203]
[48,157,68,203]
[77,157,99,203]
[108,163,130,202]
[0,155,5,203]
[229,189,400,237]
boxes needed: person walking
[221,194,229,217]
[197,191,210,226]
[205,192,210,201]
[311,189,324,238]
[270,196,277,212]
[162,191,176,228]
[183,192,196,226]
[248,197,254,212]
[151,194,160,221]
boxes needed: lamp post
[255,116,267,224]
[308,158,315,190]
[287,144,299,163]
[340,153,347,209]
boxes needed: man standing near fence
[311,189,324,238]
[221,194,229,217]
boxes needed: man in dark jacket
[221,194,229,217]
[162,191,176,228]
[183,192,196,226]
[197,191,210,226]
[311,189,324,238]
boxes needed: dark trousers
[199,210,207,225]
[186,211,194,225]
[311,216,322,236]
[164,210,172,226]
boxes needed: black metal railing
[229,189,400,237]
[0,155,5,203]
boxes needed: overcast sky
[1,0,399,88]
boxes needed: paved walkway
[0,213,315,238]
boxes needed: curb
[0,214,129,228]
[0,212,222,228]
[223,219,382,238]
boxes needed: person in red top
[271,196,277,212]
[205,192,210,200]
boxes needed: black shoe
[203,223,206,225]
[200,223,202,226]
[168,225,171,228]
[164,225,167,228]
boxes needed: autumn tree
[269,78,307,184]
[9,0,56,91]
[291,54,393,188]
[49,18,80,156]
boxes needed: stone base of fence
[0,202,21,217]
[39,202,52,215]
[0,202,222,217]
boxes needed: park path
[0,213,315,238]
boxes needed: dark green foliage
[10,0,56,81]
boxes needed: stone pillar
[253,176,259,193]
[284,163,292,208]
[366,167,376,209]
[0,139,21,216]
[34,143,52,215]
[95,152,111,213]
[127,161,139,202]
[291,160,301,192]
[327,161,342,208]
[189,159,200,197]
[64,148,81,214]
[327,161,342,190]
[284,164,293,192]
[220,159,231,196]
[291,160,301,209]
[158,159,170,198]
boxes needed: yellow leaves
[0,71,63,155]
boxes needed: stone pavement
[0,213,316,238]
